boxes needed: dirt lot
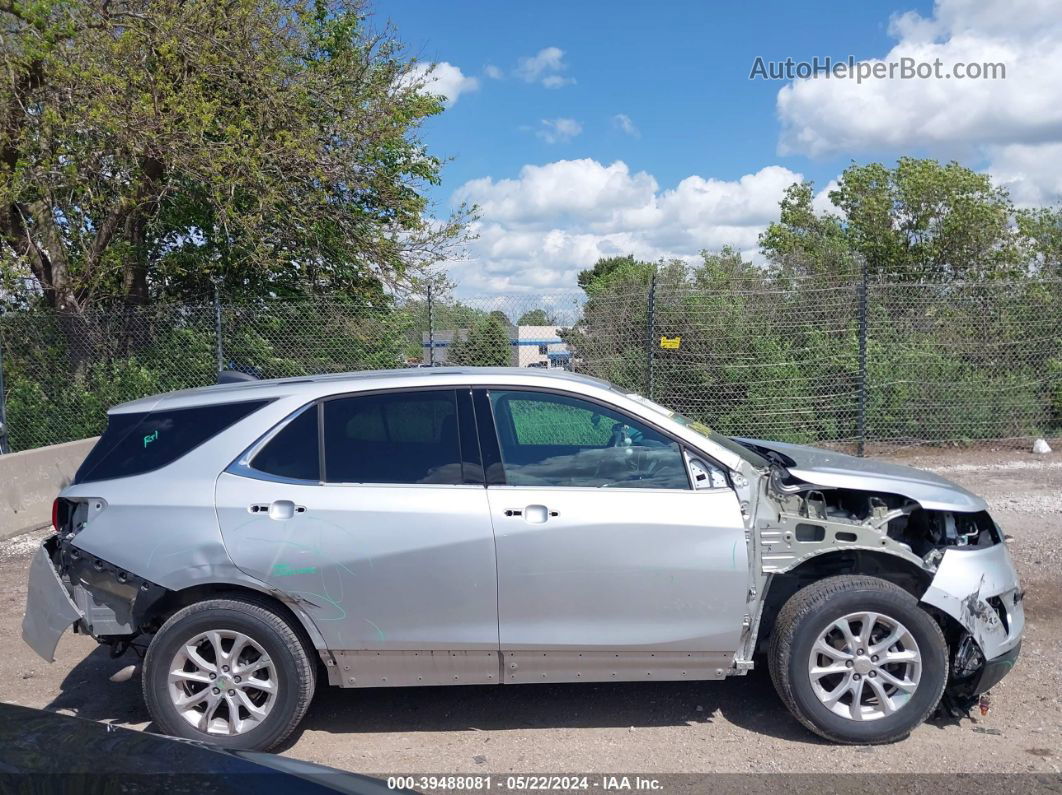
[1,447,1060,776]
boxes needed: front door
[215,389,498,657]
[479,388,748,674]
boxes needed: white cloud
[448,159,802,293]
[483,64,504,80]
[406,62,479,106]
[612,113,640,138]
[515,46,575,88]
[541,74,576,89]
[536,118,583,144]
[812,181,839,216]
[986,142,1062,206]
[775,0,1062,203]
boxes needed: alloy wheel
[167,629,278,735]
[807,611,922,721]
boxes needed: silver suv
[23,368,1023,750]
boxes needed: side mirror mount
[685,452,729,490]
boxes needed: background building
[422,324,571,368]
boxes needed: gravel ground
[0,448,1059,777]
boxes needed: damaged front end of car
[739,440,1024,717]
[921,540,1024,715]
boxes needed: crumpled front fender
[920,542,1024,661]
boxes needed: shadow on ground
[46,646,834,750]
[44,645,150,727]
[293,666,826,748]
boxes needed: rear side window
[75,400,270,484]
[250,406,320,481]
[322,390,473,484]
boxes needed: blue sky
[385,0,930,194]
[377,0,1062,294]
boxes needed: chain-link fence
[575,272,1060,451]
[0,274,1059,454]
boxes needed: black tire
[143,596,316,751]
[768,575,947,744]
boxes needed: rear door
[478,387,749,659]
[215,388,499,655]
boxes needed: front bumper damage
[22,536,166,662]
[922,542,1025,661]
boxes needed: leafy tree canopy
[516,308,555,325]
[577,254,648,292]
[577,254,655,294]
[1017,207,1062,273]
[0,0,468,312]
[760,158,1061,280]
[487,309,511,326]
[448,313,510,367]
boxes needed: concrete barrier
[0,438,98,540]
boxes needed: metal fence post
[856,258,869,457]
[0,329,9,454]
[646,267,657,400]
[427,283,436,366]
[213,282,224,373]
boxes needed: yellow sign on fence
[659,336,681,350]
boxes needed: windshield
[616,391,771,469]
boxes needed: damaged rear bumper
[22,541,83,662]
[22,537,166,662]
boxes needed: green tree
[1017,207,1062,274]
[761,158,1027,279]
[448,314,511,367]
[577,254,644,292]
[757,183,852,279]
[564,255,666,395]
[516,308,555,325]
[0,0,469,315]
[488,310,512,326]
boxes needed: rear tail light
[51,498,60,532]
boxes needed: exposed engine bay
[743,457,1024,718]
[770,474,1001,558]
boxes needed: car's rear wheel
[143,596,315,751]
[768,575,947,744]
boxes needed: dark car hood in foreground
[0,703,396,794]
[735,438,988,513]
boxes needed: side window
[488,390,689,489]
[251,405,320,481]
[75,400,270,484]
[323,390,471,485]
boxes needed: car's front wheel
[143,596,316,751]
[768,575,947,744]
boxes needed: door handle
[505,505,559,523]
[249,501,306,520]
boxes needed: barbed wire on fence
[0,273,1059,454]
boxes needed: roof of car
[101,366,751,473]
[110,367,615,413]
